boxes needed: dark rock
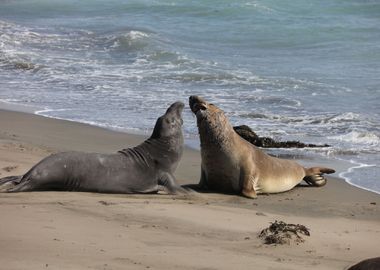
[233,125,330,148]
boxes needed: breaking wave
[328,131,380,146]
[239,111,366,126]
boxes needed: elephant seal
[348,257,380,270]
[0,102,185,194]
[189,95,335,198]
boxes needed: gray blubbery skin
[0,102,185,194]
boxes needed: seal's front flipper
[241,170,258,199]
[304,167,335,187]
[197,167,209,190]
[242,188,257,199]
[158,173,187,194]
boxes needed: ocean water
[0,0,379,193]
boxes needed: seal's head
[189,95,232,144]
[189,96,222,120]
[150,101,184,172]
[151,101,184,139]
[189,95,227,126]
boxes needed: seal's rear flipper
[0,175,23,192]
[303,167,335,187]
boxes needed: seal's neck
[142,135,184,171]
[145,136,183,157]
[198,111,235,150]
[119,135,183,173]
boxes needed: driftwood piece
[233,125,330,148]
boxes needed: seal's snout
[189,95,207,114]
[166,101,185,116]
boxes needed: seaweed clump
[258,220,310,245]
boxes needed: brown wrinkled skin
[189,96,335,199]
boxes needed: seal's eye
[165,118,176,125]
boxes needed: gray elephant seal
[0,102,185,194]
[189,96,335,198]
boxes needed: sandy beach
[0,109,379,270]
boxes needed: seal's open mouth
[189,95,207,114]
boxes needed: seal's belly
[256,176,301,194]
[254,154,305,194]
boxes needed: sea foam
[329,131,380,146]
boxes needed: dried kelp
[259,220,310,245]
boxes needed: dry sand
[0,109,379,270]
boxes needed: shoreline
[0,107,379,216]
[1,107,379,269]
[1,100,378,195]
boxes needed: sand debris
[2,166,18,172]
[259,220,310,245]
[98,200,116,206]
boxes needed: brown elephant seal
[189,95,335,198]
[0,102,186,194]
[348,257,380,270]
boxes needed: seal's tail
[303,167,335,187]
[0,175,23,192]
